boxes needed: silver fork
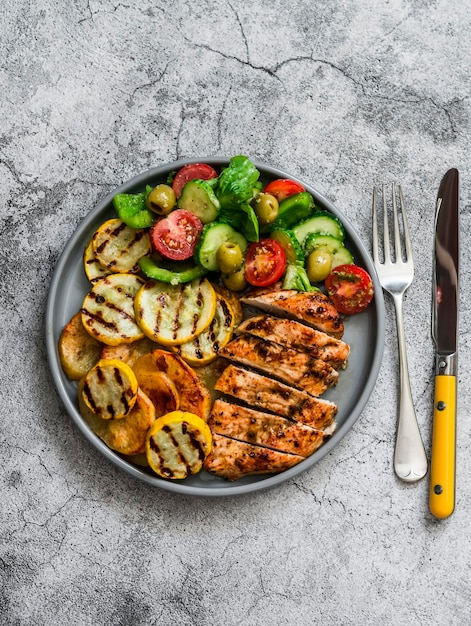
[372,183,427,482]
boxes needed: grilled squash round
[78,379,155,455]
[91,218,152,273]
[145,411,212,479]
[81,273,144,346]
[134,278,216,346]
[171,293,235,366]
[81,358,138,419]
[83,237,112,284]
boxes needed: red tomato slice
[150,209,203,260]
[262,179,305,202]
[325,264,374,315]
[172,163,218,198]
[245,239,287,287]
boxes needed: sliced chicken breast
[209,399,330,457]
[219,335,338,396]
[214,364,337,430]
[241,289,344,338]
[203,433,304,481]
[237,315,349,368]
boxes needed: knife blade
[429,168,459,519]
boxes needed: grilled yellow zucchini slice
[83,238,112,283]
[81,358,138,419]
[134,278,216,346]
[132,349,212,420]
[91,218,151,273]
[78,379,155,455]
[81,273,144,346]
[145,410,212,479]
[171,293,235,366]
[59,311,103,380]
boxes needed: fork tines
[372,183,413,267]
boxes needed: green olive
[222,267,247,292]
[252,193,279,226]
[146,184,176,215]
[216,242,244,274]
[306,249,332,283]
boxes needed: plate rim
[45,157,385,497]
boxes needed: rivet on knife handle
[429,374,456,519]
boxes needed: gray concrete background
[1,1,470,624]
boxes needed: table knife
[429,168,459,519]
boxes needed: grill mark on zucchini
[95,221,127,256]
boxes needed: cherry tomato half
[325,264,374,315]
[262,179,305,202]
[245,238,287,287]
[150,209,203,261]
[172,163,218,198]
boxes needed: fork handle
[391,293,428,482]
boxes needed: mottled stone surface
[1,1,470,624]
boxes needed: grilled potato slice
[78,379,155,455]
[134,370,179,417]
[83,237,112,283]
[81,273,144,346]
[81,358,138,419]
[145,411,212,479]
[59,311,102,380]
[91,218,151,273]
[134,278,216,346]
[132,349,212,420]
[100,336,155,367]
[171,293,235,366]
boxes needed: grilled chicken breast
[209,399,330,457]
[237,315,349,368]
[203,433,305,481]
[214,364,337,430]
[241,289,344,338]
[219,335,338,396]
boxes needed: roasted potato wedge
[91,218,151,273]
[100,336,155,367]
[134,370,179,417]
[78,379,155,455]
[145,411,212,479]
[82,358,138,419]
[134,278,216,346]
[132,349,212,420]
[81,273,144,346]
[58,311,103,380]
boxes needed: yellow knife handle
[429,375,456,519]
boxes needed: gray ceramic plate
[46,158,385,497]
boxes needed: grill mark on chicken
[214,364,337,430]
[241,289,344,338]
[203,433,305,481]
[237,315,349,368]
[219,335,338,396]
[209,399,330,457]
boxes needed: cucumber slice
[194,222,248,272]
[292,211,345,245]
[269,229,305,264]
[177,179,220,224]
[304,233,353,268]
